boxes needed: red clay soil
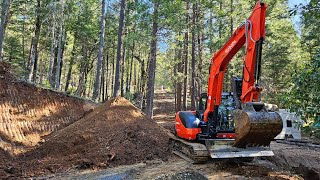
[0,62,95,154]
[2,97,170,178]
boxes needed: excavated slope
[0,62,95,154]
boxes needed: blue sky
[288,0,310,33]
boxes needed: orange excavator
[169,1,283,162]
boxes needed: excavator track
[169,136,208,163]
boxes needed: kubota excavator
[169,1,283,163]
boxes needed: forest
[0,0,318,125]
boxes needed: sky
[288,0,310,33]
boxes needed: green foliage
[283,0,320,125]
[286,55,320,123]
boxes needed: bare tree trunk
[125,48,130,93]
[183,1,189,111]
[28,0,41,82]
[230,0,233,36]
[22,2,26,70]
[228,0,234,91]
[65,33,77,92]
[76,48,88,97]
[133,59,137,92]
[219,0,222,39]
[176,37,183,112]
[120,42,126,96]
[93,0,106,100]
[59,30,67,90]
[48,0,57,87]
[209,11,213,53]
[104,48,109,101]
[145,1,159,118]
[39,25,51,84]
[55,11,64,90]
[113,0,126,97]
[128,42,134,92]
[197,4,203,80]
[0,0,11,61]
[190,2,196,110]
[111,40,115,96]
[140,56,145,94]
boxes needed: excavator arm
[204,2,266,122]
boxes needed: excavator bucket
[233,103,283,148]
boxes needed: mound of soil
[14,97,170,177]
[0,62,96,154]
[0,149,13,178]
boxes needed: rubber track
[169,136,209,163]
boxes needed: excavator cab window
[198,93,208,111]
[231,77,243,109]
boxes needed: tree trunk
[219,0,222,39]
[55,15,64,90]
[28,0,41,82]
[197,32,202,77]
[104,48,109,101]
[65,33,77,92]
[209,11,213,52]
[125,49,130,93]
[176,37,183,112]
[133,58,137,92]
[145,1,159,118]
[230,0,233,36]
[197,5,203,80]
[183,1,189,111]
[111,39,116,96]
[39,25,51,85]
[93,0,106,100]
[190,2,196,110]
[120,42,126,97]
[113,0,126,97]
[76,43,86,96]
[48,0,57,87]
[227,0,234,91]
[22,2,26,70]
[128,42,134,92]
[0,0,11,61]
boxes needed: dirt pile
[0,62,96,155]
[0,149,13,178]
[12,97,170,177]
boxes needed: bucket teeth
[233,108,283,148]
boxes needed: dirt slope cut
[18,97,170,177]
[0,62,95,154]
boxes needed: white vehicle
[275,109,304,140]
